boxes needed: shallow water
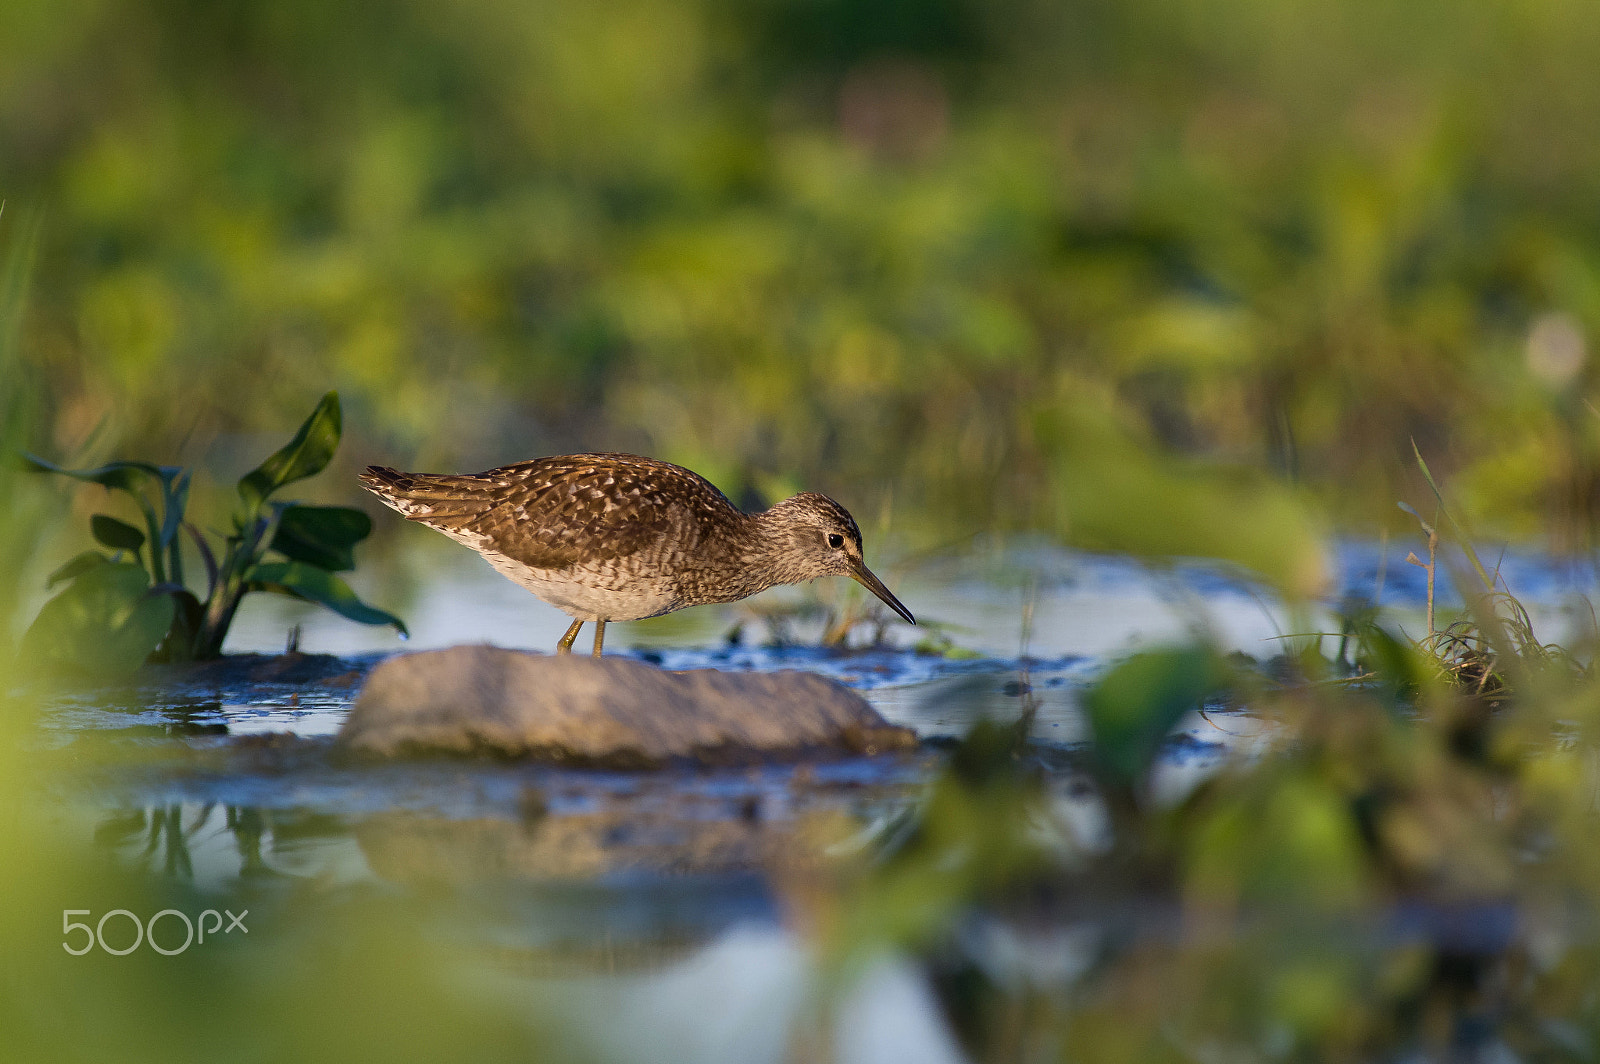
[25,540,1600,1063]
[218,536,1600,661]
[35,539,1596,900]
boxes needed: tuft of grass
[1416,591,1588,699]
[1398,446,1591,701]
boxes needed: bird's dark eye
[827,533,844,549]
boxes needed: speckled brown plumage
[359,453,914,656]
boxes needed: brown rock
[337,645,916,765]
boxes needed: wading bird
[360,453,914,656]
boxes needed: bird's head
[760,492,915,624]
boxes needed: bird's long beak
[848,560,916,625]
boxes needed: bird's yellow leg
[592,620,606,658]
[558,619,583,655]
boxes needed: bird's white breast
[424,506,699,622]
[478,545,682,622]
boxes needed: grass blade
[1411,440,1494,592]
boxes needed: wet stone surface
[339,646,917,765]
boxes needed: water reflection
[92,802,348,887]
[80,794,1582,1064]
[39,538,1600,1062]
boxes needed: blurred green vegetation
[11,2,1600,1062]
[807,619,1600,1062]
[5,0,1600,586]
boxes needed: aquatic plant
[21,392,404,673]
[1396,446,1591,700]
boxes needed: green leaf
[24,455,173,580]
[1082,646,1233,789]
[237,392,342,512]
[20,561,176,677]
[21,454,178,493]
[270,504,372,571]
[247,560,407,636]
[91,513,147,552]
[47,550,110,588]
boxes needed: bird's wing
[362,454,733,571]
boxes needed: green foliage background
[8,5,1600,1059]
[5,0,1600,577]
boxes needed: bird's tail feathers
[358,465,496,523]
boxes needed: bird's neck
[688,507,813,602]
[751,504,826,586]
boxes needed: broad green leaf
[24,455,171,579]
[237,392,342,511]
[47,550,110,588]
[248,560,407,635]
[270,505,372,571]
[20,561,176,677]
[1083,646,1233,789]
[91,513,146,552]
[21,454,178,493]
